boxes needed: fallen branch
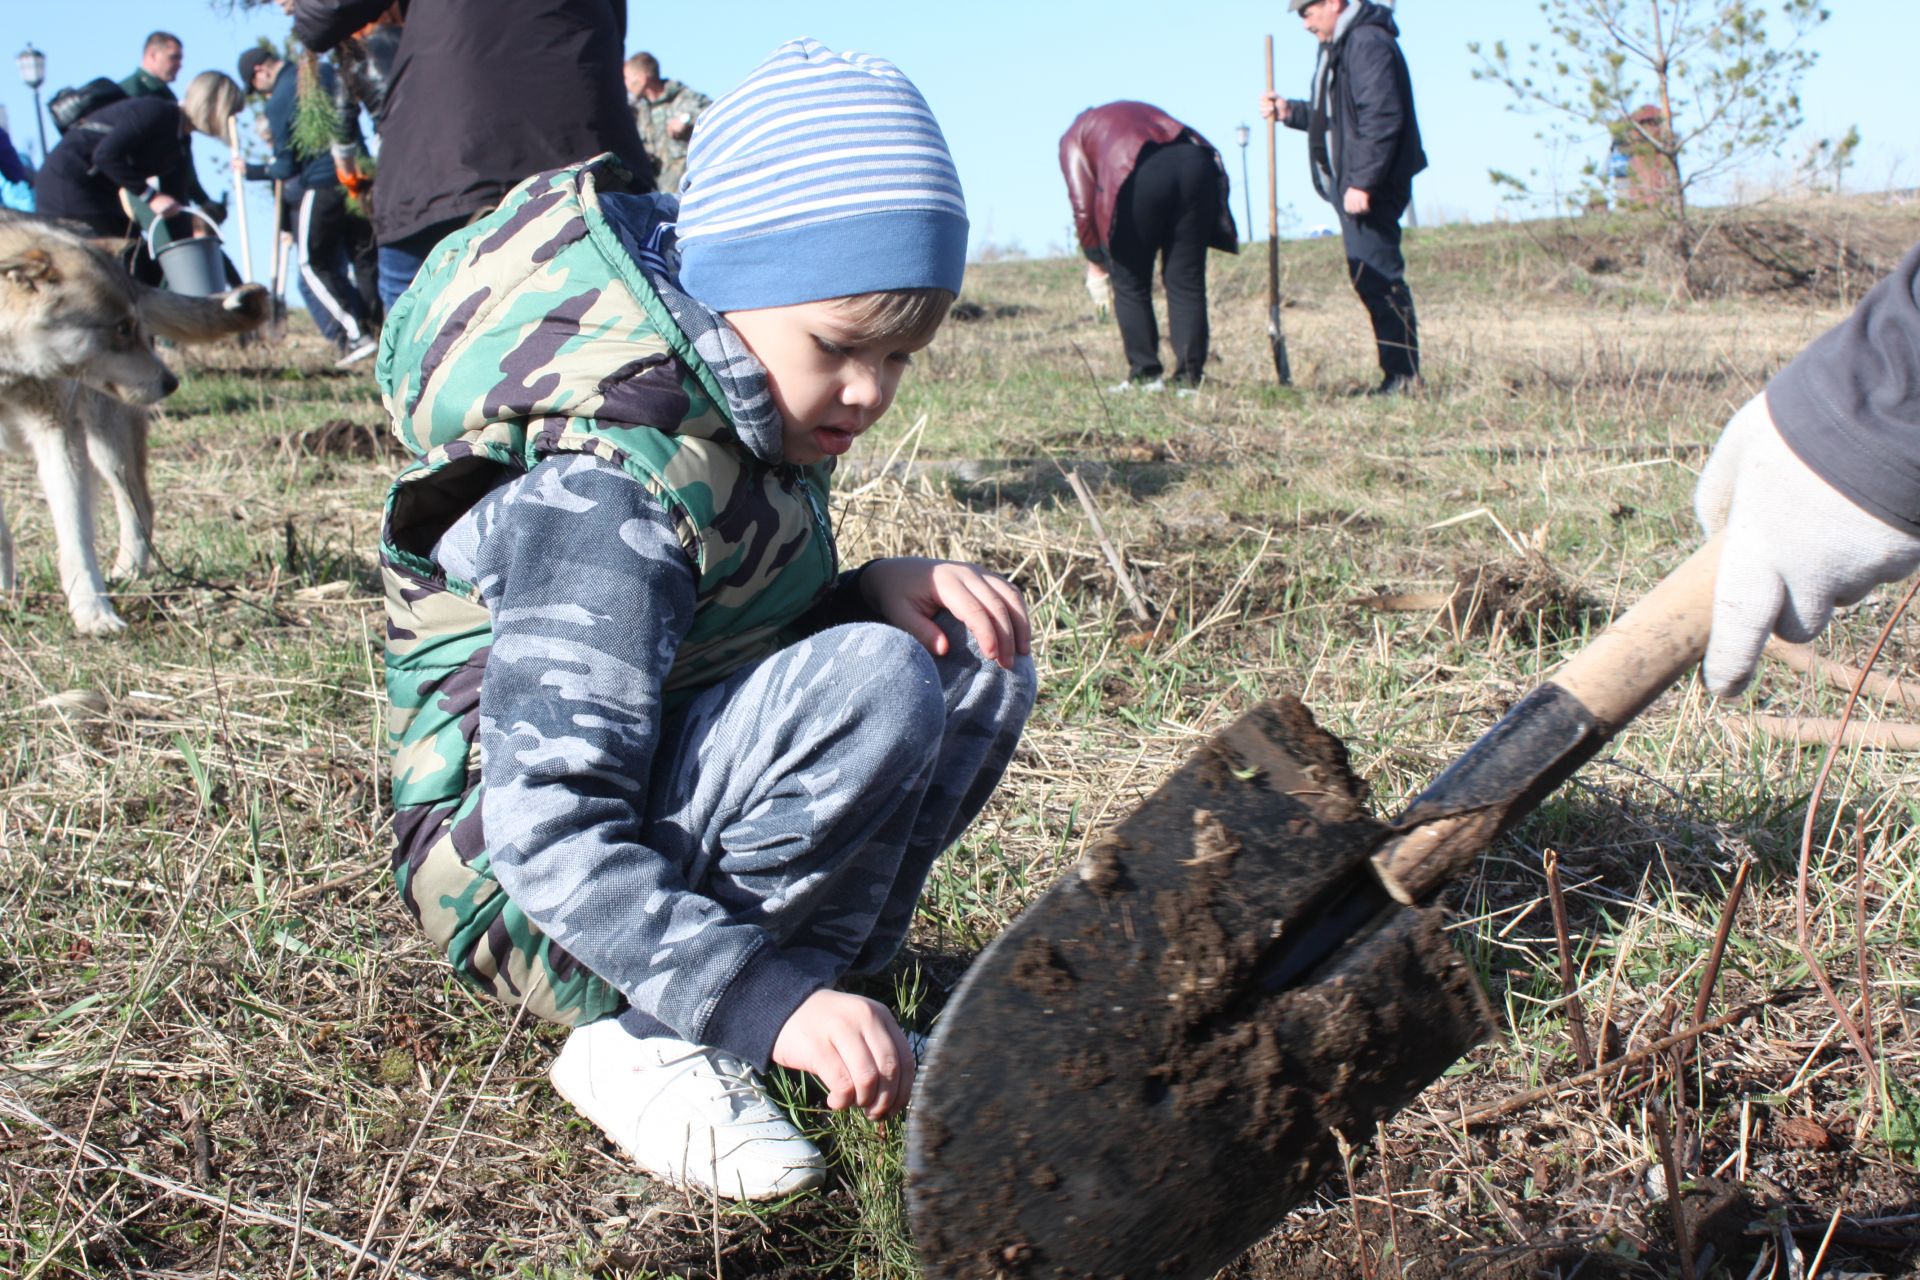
[1766,639,1920,711]
[1749,716,1920,750]
[1460,1002,1763,1125]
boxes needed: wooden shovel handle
[1551,532,1722,729]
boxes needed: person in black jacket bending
[35,76,240,246]
[1262,0,1426,395]
[1059,102,1237,392]
[287,0,652,308]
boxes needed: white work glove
[1085,265,1112,320]
[1694,392,1920,697]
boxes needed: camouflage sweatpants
[404,611,1035,1045]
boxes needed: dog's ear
[0,249,60,291]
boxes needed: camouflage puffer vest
[375,157,837,1023]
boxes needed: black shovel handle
[1373,534,1723,902]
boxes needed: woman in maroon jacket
[1059,101,1237,390]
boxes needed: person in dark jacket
[1059,102,1237,390]
[290,0,653,307]
[1696,240,1920,697]
[1262,0,1426,394]
[35,96,198,240]
[238,47,376,365]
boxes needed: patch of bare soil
[288,417,409,461]
[1503,207,1911,303]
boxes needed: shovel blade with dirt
[907,538,1723,1280]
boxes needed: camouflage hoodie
[377,156,844,1027]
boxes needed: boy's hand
[860,557,1031,669]
[772,989,913,1121]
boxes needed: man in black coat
[289,0,653,308]
[1263,0,1426,394]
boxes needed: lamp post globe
[17,43,48,158]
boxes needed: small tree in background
[1471,1,1836,259]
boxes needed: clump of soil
[1447,554,1591,643]
[290,418,408,460]
[1359,555,1591,646]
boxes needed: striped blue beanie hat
[675,38,969,312]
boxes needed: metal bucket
[146,209,226,296]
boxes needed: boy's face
[723,299,930,466]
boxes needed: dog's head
[0,220,178,406]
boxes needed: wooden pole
[1264,36,1292,385]
[224,116,254,281]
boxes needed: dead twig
[1375,1131,1407,1280]
[1060,466,1154,626]
[1687,854,1753,1055]
[1543,849,1595,1071]
[1462,1002,1764,1125]
[1651,1100,1697,1280]
[1331,1129,1376,1280]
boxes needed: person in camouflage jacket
[378,40,1029,1201]
[624,52,710,194]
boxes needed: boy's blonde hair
[835,287,955,350]
[180,71,244,140]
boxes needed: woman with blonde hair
[178,70,245,140]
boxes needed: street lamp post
[1234,123,1253,246]
[16,43,47,160]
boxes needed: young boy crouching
[374,40,1035,1201]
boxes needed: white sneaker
[1106,377,1166,394]
[550,1018,825,1201]
[334,337,378,368]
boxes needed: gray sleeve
[1769,240,1920,537]
[442,453,817,1056]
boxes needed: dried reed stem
[1794,577,1917,1119]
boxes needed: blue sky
[3,1,1906,282]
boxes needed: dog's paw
[107,557,149,582]
[70,600,129,636]
[223,283,271,324]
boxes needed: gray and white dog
[0,213,267,634]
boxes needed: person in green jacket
[377,38,1031,1203]
[120,31,227,227]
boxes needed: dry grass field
[3,199,1918,1279]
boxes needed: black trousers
[294,182,375,347]
[1108,142,1220,386]
[1337,191,1419,382]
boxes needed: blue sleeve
[447,453,818,1058]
